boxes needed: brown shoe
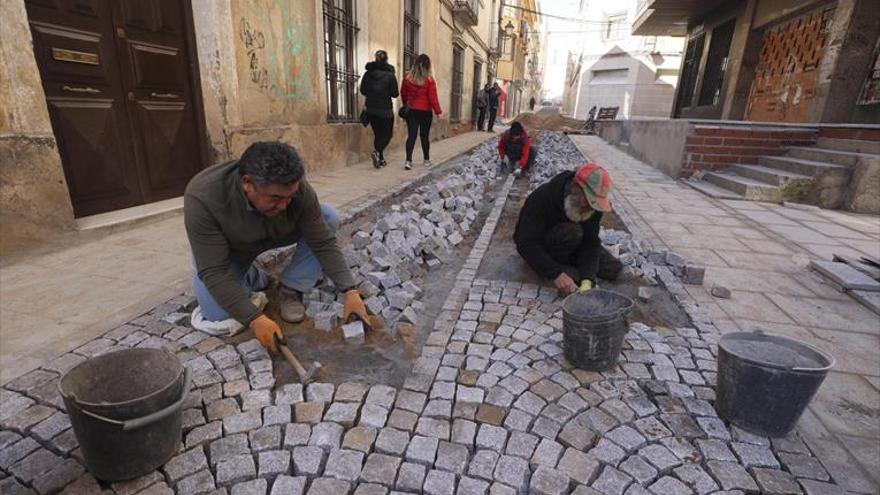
[279,286,306,323]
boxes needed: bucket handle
[78,367,192,431]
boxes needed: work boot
[279,286,306,323]
[371,150,381,169]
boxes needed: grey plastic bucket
[562,289,634,371]
[59,348,191,481]
[716,331,834,437]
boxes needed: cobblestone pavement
[0,130,500,386]
[0,136,874,494]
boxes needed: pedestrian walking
[498,122,536,177]
[529,96,536,111]
[475,84,490,131]
[400,54,442,170]
[487,82,501,132]
[360,50,399,169]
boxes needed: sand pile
[512,109,585,132]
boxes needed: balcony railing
[452,0,479,26]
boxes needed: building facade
[492,0,543,118]
[558,0,685,120]
[0,0,501,255]
[634,0,880,123]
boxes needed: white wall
[542,0,683,117]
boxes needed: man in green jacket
[184,141,369,351]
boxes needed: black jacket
[360,61,399,118]
[488,88,500,108]
[513,171,603,282]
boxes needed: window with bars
[698,19,736,106]
[675,33,705,112]
[323,0,359,122]
[451,45,464,122]
[404,0,420,73]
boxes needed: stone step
[758,155,851,177]
[728,164,812,187]
[683,178,745,200]
[785,146,868,167]
[703,171,781,202]
[816,137,880,154]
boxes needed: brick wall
[818,128,880,141]
[683,126,817,175]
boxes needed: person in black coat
[514,163,623,296]
[360,50,399,168]
[487,82,501,132]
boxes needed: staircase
[686,137,880,209]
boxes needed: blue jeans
[193,203,340,322]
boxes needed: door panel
[25,0,204,217]
[25,0,143,217]
[111,0,202,203]
[48,98,137,204]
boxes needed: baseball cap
[573,162,613,212]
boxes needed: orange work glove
[343,289,369,323]
[250,315,283,352]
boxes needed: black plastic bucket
[562,289,634,371]
[716,331,834,437]
[59,348,191,481]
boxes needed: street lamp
[504,20,515,37]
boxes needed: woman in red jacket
[400,54,442,170]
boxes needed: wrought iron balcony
[452,0,479,26]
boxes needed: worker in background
[529,96,536,111]
[514,163,623,296]
[498,121,536,177]
[185,141,370,351]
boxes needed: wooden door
[745,6,835,123]
[25,0,204,217]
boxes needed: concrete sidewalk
[571,135,880,493]
[0,129,500,385]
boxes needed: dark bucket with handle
[59,348,191,481]
[562,289,634,371]
[716,331,834,437]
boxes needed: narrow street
[2,131,876,494]
[2,0,879,493]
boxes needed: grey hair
[238,141,305,186]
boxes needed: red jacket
[400,76,442,115]
[499,130,532,169]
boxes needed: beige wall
[0,0,76,255]
[1,0,498,254]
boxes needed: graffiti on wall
[239,18,269,90]
[238,2,315,101]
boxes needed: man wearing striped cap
[514,163,623,296]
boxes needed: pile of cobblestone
[305,139,503,337]
[528,133,585,190]
[599,229,707,291]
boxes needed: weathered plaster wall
[815,0,880,123]
[0,0,76,255]
[231,0,323,127]
[192,0,242,161]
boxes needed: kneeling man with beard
[514,163,623,296]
